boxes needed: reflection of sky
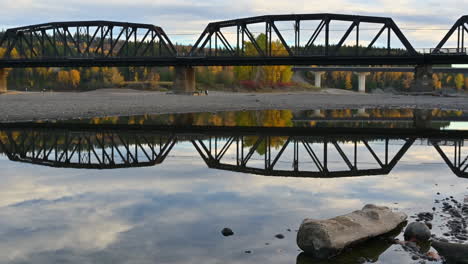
[445,121,468,131]
[0,141,467,263]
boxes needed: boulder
[296,204,407,259]
[404,222,432,241]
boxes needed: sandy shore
[1,89,468,122]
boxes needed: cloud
[0,0,466,46]
[0,139,467,262]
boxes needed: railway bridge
[1,14,468,93]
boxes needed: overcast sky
[0,0,466,48]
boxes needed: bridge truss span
[0,126,467,178]
[189,14,417,57]
[0,21,177,60]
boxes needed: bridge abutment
[314,72,326,88]
[354,72,370,93]
[173,66,196,94]
[412,65,433,93]
[0,69,8,94]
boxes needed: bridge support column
[356,108,369,117]
[0,69,8,94]
[314,71,326,88]
[173,66,196,94]
[355,72,370,93]
[412,65,433,93]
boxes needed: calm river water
[0,109,467,264]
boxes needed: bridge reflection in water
[0,124,467,179]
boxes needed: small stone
[417,212,434,222]
[412,255,420,260]
[287,229,291,232]
[275,234,285,239]
[265,243,270,245]
[425,222,433,230]
[244,250,252,254]
[221,228,234,237]
[432,207,436,211]
[437,192,441,195]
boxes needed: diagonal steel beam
[363,25,387,54]
[216,31,235,55]
[334,21,357,54]
[270,22,294,56]
[243,25,265,56]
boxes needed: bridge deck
[1,55,468,68]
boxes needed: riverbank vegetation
[2,33,468,92]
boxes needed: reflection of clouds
[0,141,467,263]
[0,194,133,261]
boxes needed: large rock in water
[297,204,407,259]
[432,240,468,264]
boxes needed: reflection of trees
[78,110,294,128]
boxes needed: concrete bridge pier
[314,71,326,88]
[356,108,369,117]
[173,66,196,94]
[412,65,433,93]
[355,72,371,93]
[0,69,8,93]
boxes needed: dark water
[0,109,467,264]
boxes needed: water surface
[0,108,467,264]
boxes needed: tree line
[1,31,468,91]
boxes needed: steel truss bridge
[0,125,467,179]
[1,14,468,67]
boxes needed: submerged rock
[275,234,285,239]
[296,204,407,259]
[432,240,468,264]
[221,228,234,237]
[404,222,432,241]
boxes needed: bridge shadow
[0,124,467,179]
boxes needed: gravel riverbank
[1,89,468,122]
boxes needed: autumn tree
[344,73,353,90]
[455,74,465,90]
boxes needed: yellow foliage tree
[455,74,465,90]
[433,74,442,90]
[345,73,353,90]
[69,70,81,88]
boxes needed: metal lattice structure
[1,15,468,66]
[0,129,176,169]
[189,14,417,57]
[0,21,176,60]
[1,126,466,179]
[192,135,415,178]
[433,15,468,54]
[433,139,468,178]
